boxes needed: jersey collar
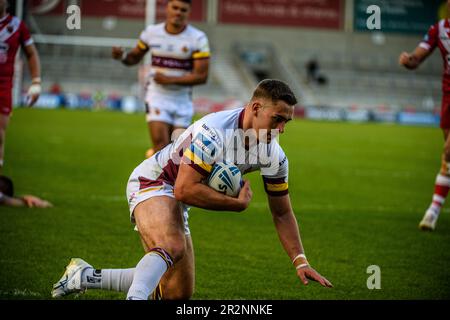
[164,23,187,35]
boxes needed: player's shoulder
[198,108,242,130]
[191,108,243,145]
[185,24,208,39]
[6,15,22,27]
[142,22,165,35]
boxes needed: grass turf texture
[1,108,449,300]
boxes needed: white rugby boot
[52,258,93,298]
[418,208,439,231]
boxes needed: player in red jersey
[399,2,450,231]
[0,0,41,172]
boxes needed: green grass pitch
[1,108,449,299]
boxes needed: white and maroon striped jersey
[138,23,210,97]
[135,107,289,197]
[420,19,450,92]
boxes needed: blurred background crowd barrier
[11,0,447,126]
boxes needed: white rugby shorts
[126,155,191,235]
[145,91,194,128]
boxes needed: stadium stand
[21,3,444,117]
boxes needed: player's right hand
[399,51,411,66]
[399,51,420,70]
[296,265,333,288]
[112,46,124,60]
[22,195,53,208]
[26,83,41,107]
[236,180,252,212]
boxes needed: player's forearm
[272,210,305,260]
[404,54,422,69]
[121,52,142,66]
[25,47,41,79]
[175,182,244,212]
[402,47,430,70]
[163,72,208,86]
[122,53,142,66]
[4,196,26,207]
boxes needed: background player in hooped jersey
[0,0,41,172]
[52,79,333,300]
[399,0,450,231]
[112,0,210,159]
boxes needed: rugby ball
[207,162,242,197]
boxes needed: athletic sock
[81,268,101,289]
[429,174,450,215]
[126,248,173,300]
[81,268,135,292]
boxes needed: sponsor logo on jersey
[152,55,193,70]
[192,133,216,161]
[201,123,218,141]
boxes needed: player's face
[253,100,294,143]
[166,0,191,28]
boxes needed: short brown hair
[251,79,297,106]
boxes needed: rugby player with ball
[52,79,332,300]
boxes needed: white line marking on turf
[0,289,42,297]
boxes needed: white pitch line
[0,289,42,298]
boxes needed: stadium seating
[28,20,444,113]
